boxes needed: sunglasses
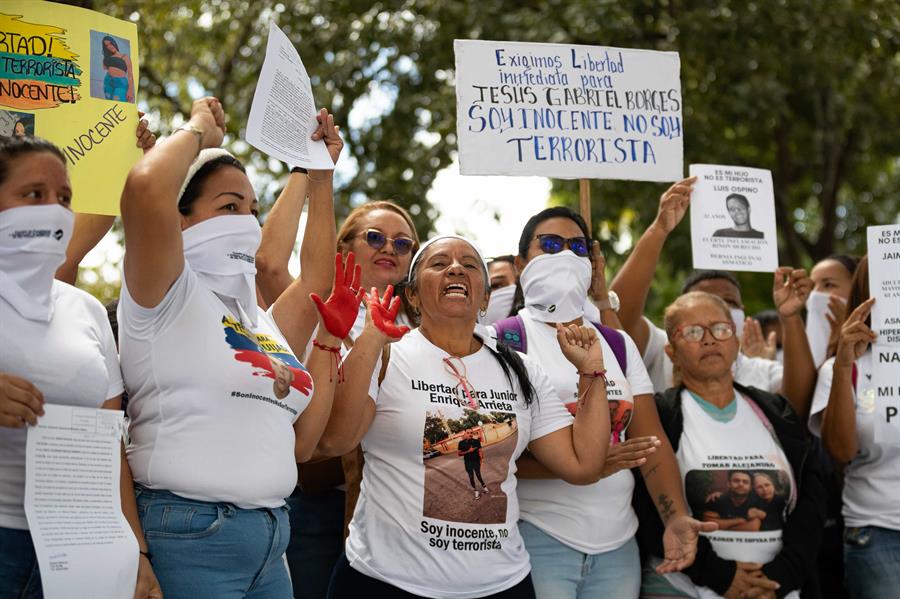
[535,234,590,257]
[674,322,735,343]
[361,229,415,256]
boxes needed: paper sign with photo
[0,1,142,215]
[689,164,778,273]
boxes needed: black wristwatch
[290,166,308,174]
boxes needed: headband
[177,148,235,204]
[408,234,489,287]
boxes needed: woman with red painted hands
[117,95,353,598]
[317,234,612,599]
[0,135,160,598]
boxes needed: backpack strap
[493,315,527,353]
[592,322,628,375]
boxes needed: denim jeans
[843,525,900,599]
[135,486,292,599]
[519,520,640,599]
[285,487,345,599]
[0,527,42,599]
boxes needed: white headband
[408,234,490,287]
[177,148,236,205]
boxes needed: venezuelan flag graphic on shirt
[222,315,313,398]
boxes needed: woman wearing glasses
[635,291,825,599]
[491,206,712,599]
[334,201,419,337]
[317,234,620,598]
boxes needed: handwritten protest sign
[1,2,142,215]
[454,39,683,181]
[688,164,778,273]
[867,224,900,445]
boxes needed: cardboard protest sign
[867,224,900,445]
[1,2,142,215]
[454,39,683,182]
[689,164,778,273]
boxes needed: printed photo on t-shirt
[222,315,312,407]
[686,469,789,532]
[422,406,518,524]
[564,378,633,445]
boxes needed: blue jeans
[520,520,640,599]
[843,525,900,599]
[285,487,345,599]
[135,486,292,599]
[103,73,128,101]
[0,527,42,599]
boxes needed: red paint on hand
[311,252,365,339]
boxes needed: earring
[479,307,487,318]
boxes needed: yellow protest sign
[0,2,142,215]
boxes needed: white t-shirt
[0,281,123,529]
[668,391,797,598]
[642,317,782,393]
[809,352,900,530]
[345,328,574,598]
[119,265,313,509]
[512,309,654,554]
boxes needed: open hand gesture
[656,514,718,574]
[654,176,696,234]
[365,285,411,341]
[773,267,812,319]
[310,252,364,339]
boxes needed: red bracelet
[578,370,608,385]
[313,339,344,383]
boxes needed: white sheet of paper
[805,291,840,368]
[246,21,333,169]
[454,39,683,182]
[689,164,778,273]
[867,224,900,445]
[25,404,137,599]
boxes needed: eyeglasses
[674,322,735,343]
[535,234,590,257]
[361,229,415,256]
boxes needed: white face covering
[730,307,745,339]
[0,204,74,322]
[805,290,843,367]
[182,215,261,327]
[479,284,516,325]
[519,250,592,323]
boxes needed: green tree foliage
[79,1,897,315]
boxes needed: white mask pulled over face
[182,215,261,327]
[0,204,74,321]
[730,308,746,340]
[805,290,844,367]
[519,250,591,323]
[479,284,516,325]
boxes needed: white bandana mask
[805,290,843,367]
[730,308,745,339]
[0,204,74,322]
[519,250,591,323]
[182,215,261,327]
[479,284,516,325]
